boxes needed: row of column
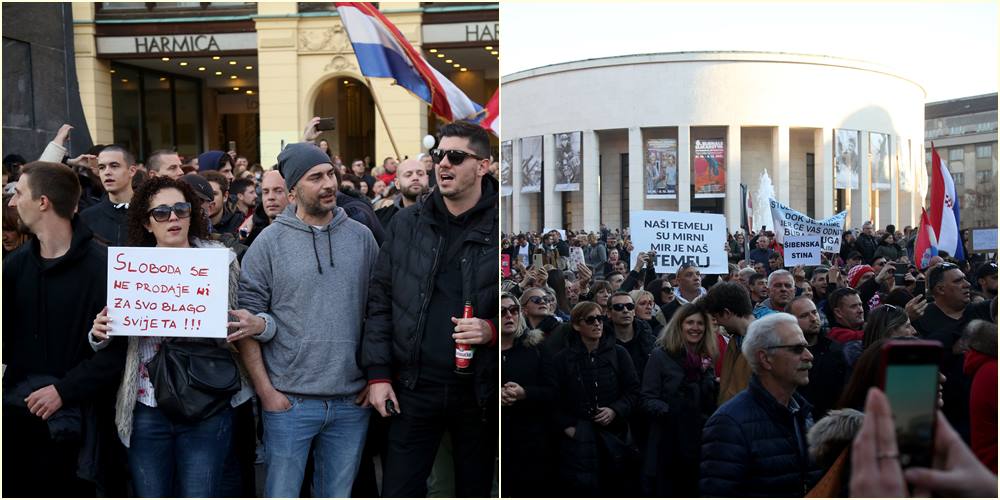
[508,125,842,233]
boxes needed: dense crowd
[3,120,500,497]
[500,224,997,497]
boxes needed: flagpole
[366,78,402,160]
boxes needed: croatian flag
[914,208,939,270]
[479,89,499,137]
[928,145,964,261]
[335,2,483,122]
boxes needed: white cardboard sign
[783,235,822,267]
[107,247,230,337]
[629,210,728,274]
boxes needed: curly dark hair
[127,176,208,247]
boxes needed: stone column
[816,127,834,219]
[726,125,742,231]
[773,125,790,204]
[628,127,644,219]
[678,125,691,212]
[543,133,559,229]
[582,130,600,231]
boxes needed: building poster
[519,136,542,193]
[106,247,230,338]
[834,129,860,190]
[871,132,890,190]
[500,140,513,197]
[644,138,678,199]
[693,138,726,198]
[553,131,582,192]
[898,138,912,192]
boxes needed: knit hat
[848,264,874,288]
[277,142,333,190]
[197,150,232,172]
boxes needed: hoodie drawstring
[326,228,334,269]
[309,227,323,274]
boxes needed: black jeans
[381,381,494,497]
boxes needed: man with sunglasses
[4,162,127,496]
[609,292,655,382]
[913,262,993,444]
[700,312,821,497]
[362,121,498,497]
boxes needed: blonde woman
[639,302,718,496]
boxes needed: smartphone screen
[883,361,938,467]
[532,253,544,269]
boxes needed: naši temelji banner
[768,199,847,253]
[106,247,230,337]
[629,210,728,274]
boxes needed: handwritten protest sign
[768,198,847,253]
[630,211,728,274]
[783,235,822,267]
[107,247,230,337]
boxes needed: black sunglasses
[611,302,636,312]
[767,344,810,355]
[581,314,605,325]
[501,305,520,317]
[430,148,484,165]
[148,202,192,222]
[527,296,553,305]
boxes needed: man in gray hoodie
[227,142,378,497]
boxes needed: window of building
[952,172,964,186]
[976,170,993,184]
[111,63,203,162]
[948,148,964,162]
[976,144,993,159]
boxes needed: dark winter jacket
[640,347,718,496]
[80,196,129,246]
[243,202,272,248]
[856,233,879,262]
[501,329,557,497]
[615,319,655,383]
[338,188,386,246]
[873,242,904,262]
[700,375,822,497]
[213,207,245,236]
[2,217,127,406]
[796,333,849,421]
[551,332,640,433]
[362,175,498,408]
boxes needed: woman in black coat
[552,301,640,497]
[640,302,719,497]
[500,293,556,497]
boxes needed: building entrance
[312,77,375,165]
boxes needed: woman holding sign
[90,176,252,497]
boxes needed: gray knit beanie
[277,142,332,190]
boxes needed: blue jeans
[263,396,370,497]
[128,403,234,497]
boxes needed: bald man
[244,170,291,248]
[375,158,430,227]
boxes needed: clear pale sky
[500,1,998,102]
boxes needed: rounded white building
[500,51,928,234]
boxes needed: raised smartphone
[878,339,943,468]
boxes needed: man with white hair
[752,269,796,318]
[700,312,821,497]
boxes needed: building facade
[71,2,498,166]
[501,52,928,235]
[924,93,998,230]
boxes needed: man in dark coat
[244,169,290,248]
[856,221,879,263]
[786,297,847,420]
[362,122,498,497]
[375,158,430,228]
[3,162,127,497]
[80,145,136,245]
[700,312,822,497]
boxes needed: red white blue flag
[335,2,483,122]
[928,145,964,261]
[914,208,939,270]
[479,88,499,137]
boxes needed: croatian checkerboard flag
[928,145,964,261]
[914,208,939,270]
[335,2,483,122]
[479,89,499,137]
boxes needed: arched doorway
[312,76,375,165]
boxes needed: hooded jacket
[80,195,129,246]
[362,175,498,406]
[700,375,822,497]
[2,217,126,405]
[963,324,997,474]
[213,207,245,237]
[338,188,386,245]
[238,204,378,398]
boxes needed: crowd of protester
[3,119,500,497]
[501,221,998,497]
